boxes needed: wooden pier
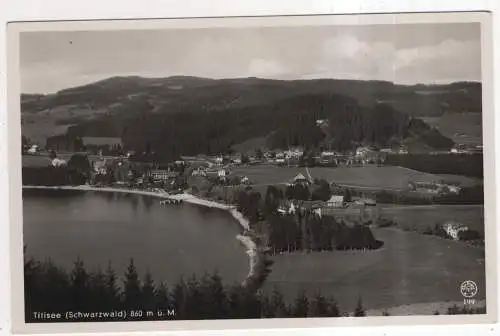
[159,198,183,205]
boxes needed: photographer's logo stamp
[460,280,478,305]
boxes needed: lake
[22,189,249,286]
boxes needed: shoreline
[22,185,257,284]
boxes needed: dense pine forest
[24,254,485,323]
[385,153,484,179]
[56,94,457,163]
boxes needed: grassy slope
[420,112,482,145]
[263,226,485,310]
[232,165,449,190]
[380,204,484,233]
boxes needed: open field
[380,204,484,233]
[233,165,465,190]
[263,227,485,311]
[434,174,479,187]
[420,112,482,145]
[22,155,53,167]
[22,153,119,168]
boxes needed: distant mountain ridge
[21,75,482,118]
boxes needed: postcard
[6,11,496,334]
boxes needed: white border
[1,2,499,336]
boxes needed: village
[21,132,480,243]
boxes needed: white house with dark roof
[442,221,469,240]
[326,195,345,208]
[51,157,67,167]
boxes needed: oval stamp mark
[460,280,478,298]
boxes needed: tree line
[233,185,383,254]
[262,213,383,254]
[24,254,350,322]
[385,153,483,179]
[373,184,484,205]
[24,254,482,323]
[22,154,92,186]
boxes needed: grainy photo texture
[9,12,494,331]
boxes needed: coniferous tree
[123,259,142,309]
[255,148,264,160]
[309,291,330,317]
[104,261,120,309]
[354,297,366,317]
[39,258,70,313]
[270,286,289,318]
[142,270,156,312]
[344,188,352,203]
[155,282,170,310]
[327,297,341,317]
[260,294,275,318]
[70,257,90,312]
[185,274,203,319]
[228,284,247,318]
[88,267,107,310]
[203,272,228,319]
[171,278,187,319]
[293,289,310,317]
[264,185,283,215]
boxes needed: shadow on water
[23,188,85,198]
[142,196,154,210]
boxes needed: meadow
[263,227,485,311]
[232,165,474,190]
[419,112,482,145]
[22,155,53,168]
[22,153,112,168]
[380,204,484,233]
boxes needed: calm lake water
[23,189,249,286]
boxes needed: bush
[458,229,482,241]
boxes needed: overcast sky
[20,22,481,94]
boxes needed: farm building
[290,173,311,186]
[408,181,461,195]
[326,195,345,208]
[277,201,297,216]
[191,167,208,177]
[240,176,250,184]
[92,159,108,175]
[51,158,67,167]
[442,221,469,240]
[149,169,179,182]
[284,147,304,159]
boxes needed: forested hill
[57,91,453,162]
[22,76,481,118]
[21,76,470,160]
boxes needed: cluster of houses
[450,143,483,155]
[407,181,461,196]
[277,173,381,223]
[179,144,401,169]
[276,194,380,224]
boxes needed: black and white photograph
[7,11,496,332]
